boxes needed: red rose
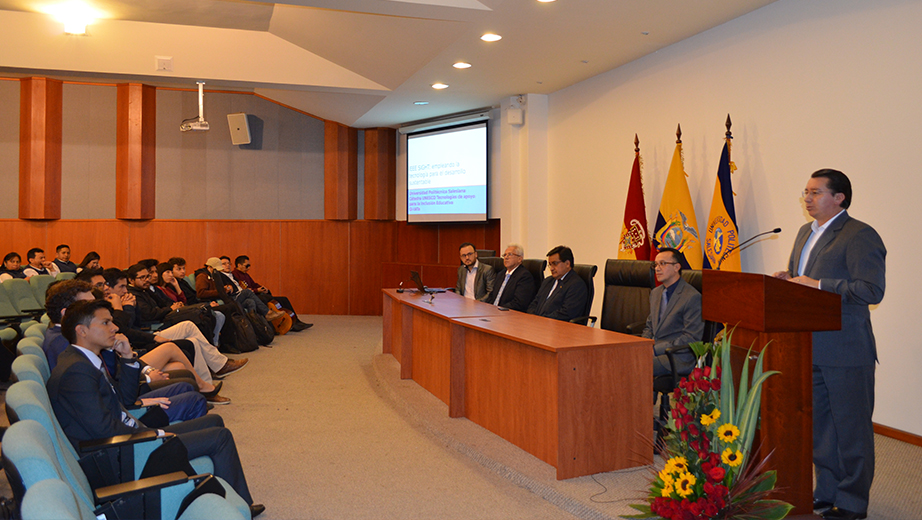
[703,501,719,517]
[707,465,726,482]
[711,379,721,391]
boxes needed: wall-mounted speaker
[227,113,251,145]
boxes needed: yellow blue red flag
[653,141,702,269]
[703,140,739,270]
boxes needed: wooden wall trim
[324,121,358,220]
[874,422,922,448]
[116,83,157,220]
[19,77,62,220]
[364,127,397,220]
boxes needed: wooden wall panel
[363,128,397,220]
[483,219,502,254]
[0,220,48,260]
[19,77,62,220]
[437,224,487,265]
[349,220,396,315]
[420,265,458,290]
[116,83,156,220]
[279,220,350,315]
[205,221,282,293]
[381,263,420,290]
[46,220,132,269]
[394,221,439,264]
[125,221,208,268]
[323,121,358,220]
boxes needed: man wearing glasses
[642,247,703,377]
[527,245,587,321]
[455,243,495,302]
[487,244,536,311]
[772,169,885,520]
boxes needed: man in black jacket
[487,244,536,312]
[527,245,588,322]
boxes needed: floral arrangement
[625,330,793,520]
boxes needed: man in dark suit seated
[527,245,587,322]
[487,244,536,312]
[46,299,264,517]
[642,247,704,377]
[455,243,495,302]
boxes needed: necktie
[102,363,138,428]
[660,290,669,322]
[494,273,511,306]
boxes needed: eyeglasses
[802,189,830,198]
[460,252,476,258]
[243,264,251,268]
[652,261,678,268]
[501,253,521,258]
[548,260,564,267]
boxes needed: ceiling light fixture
[43,0,104,35]
[431,83,449,90]
[414,101,429,105]
[453,62,472,69]
[537,0,557,3]
[480,33,502,42]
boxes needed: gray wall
[0,80,19,218]
[62,83,117,218]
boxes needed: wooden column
[324,121,358,220]
[364,127,397,220]
[19,77,63,220]
[116,83,157,220]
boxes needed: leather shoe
[214,358,249,379]
[813,499,834,512]
[250,504,266,518]
[822,507,867,520]
[201,380,223,398]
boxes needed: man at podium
[773,169,886,520]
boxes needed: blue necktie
[494,273,511,305]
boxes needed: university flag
[618,138,651,260]
[703,140,740,270]
[652,140,702,269]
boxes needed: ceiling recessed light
[537,0,556,3]
[431,83,449,90]
[42,0,106,35]
[414,101,429,105]
[641,31,650,36]
[581,60,589,64]
[480,33,502,42]
[453,62,472,69]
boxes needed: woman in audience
[0,252,27,281]
[158,262,227,347]
[76,251,101,273]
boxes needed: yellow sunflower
[717,423,740,443]
[675,471,697,498]
[661,481,674,497]
[658,469,675,484]
[722,448,743,467]
[700,409,721,427]
[665,456,689,474]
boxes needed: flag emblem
[619,218,647,253]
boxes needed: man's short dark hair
[137,258,159,271]
[235,256,249,267]
[811,169,852,210]
[126,263,149,281]
[459,243,476,251]
[167,257,186,268]
[46,280,95,325]
[219,256,231,262]
[27,248,43,261]
[61,299,112,344]
[102,267,128,288]
[546,245,574,267]
[3,252,20,264]
[75,267,104,283]
[657,247,686,273]
[56,244,70,253]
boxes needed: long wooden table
[382,289,653,479]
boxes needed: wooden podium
[702,270,841,516]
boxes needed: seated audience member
[0,252,26,281]
[69,272,229,403]
[44,280,222,413]
[22,247,60,278]
[76,251,101,273]
[127,263,183,324]
[168,257,200,303]
[157,262,228,345]
[53,244,78,273]
[117,266,248,381]
[232,255,312,331]
[199,257,274,319]
[455,243,496,302]
[642,248,704,377]
[487,244,536,312]
[47,299,264,517]
[527,245,588,322]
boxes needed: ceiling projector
[180,81,210,132]
[180,120,210,132]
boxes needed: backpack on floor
[247,309,275,345]
[230,311,260,352]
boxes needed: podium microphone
[396,281,405,293]
[716,228,781,270]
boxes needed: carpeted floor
[3,315,922,519]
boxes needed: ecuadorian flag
[653,141,702,269]
[702,140,739,270]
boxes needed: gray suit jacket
[455,261,496,302]
[642,277,704,374]
[786,211,886,367]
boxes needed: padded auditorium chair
[475,249,496,258]
[2,280,45,319]
[521,259,546,289]
[598,259,655,335]
[568,264,598,327]
[28,275,55,308]
[477,256,504,276]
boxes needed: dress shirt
[463,262,479,300]
[798,209,846,288]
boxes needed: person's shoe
[201,380,223,398]
[214,358,249,379]
[813,499,834,512]
[822,507,867,520]
[249,504,266,518]
[265,308,285,321]
[207,394,231,405]
[291,320,313,331]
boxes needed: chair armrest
[568,315,597,327]
[625,320,646,335]
[663,344,693,385]
[78,430,164,453]
[94,470,190,504]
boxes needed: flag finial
[676,124,682,144]
[634,133,640,153]
[725,114,733,139]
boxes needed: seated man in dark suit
[642,247,704,377]
[527,245,588,321]
[487,244,536,312]
[46,299,264,517]
[455,243,496,302]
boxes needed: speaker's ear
[227,113,251,145]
